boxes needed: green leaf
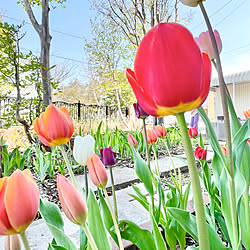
[87,189,111,250]
[131,146,154,197]
[39,199,77,250]
[167,207,229,250]
[150,206,167,250]
[80,226,87,250]
[119,220,156,250]
[98,189,118,245]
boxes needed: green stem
[82,223,98,250]
[104,189,124,250]
[142,118,151,170]
[164,140,178,179]
[152,146,160,177]
[243,190,250,243]
[110,167,118,219]
[176,112,209,250]
[84,165,89,198]
[60,145,78,190]
[20,231,30,250]
[199,2,239,248]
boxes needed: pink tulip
[87,153,108,189]
[0,169,40,235]
[144,128,158,145]
[195,30,222,60]
[57,174,88,226]
[127,134,138,148]
[154,124,167,138]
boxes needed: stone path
[0,146,214,249]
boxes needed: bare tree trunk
[23,0,52,107]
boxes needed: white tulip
[73,135,95,166]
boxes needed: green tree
[0,22,43,142]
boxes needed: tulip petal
[4,170,39,233]
[57,175,87,225]
[126,69,159,117]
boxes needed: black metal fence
[0,98,129,125]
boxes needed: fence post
[78,100,81,121]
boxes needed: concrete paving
[0,146,215,249]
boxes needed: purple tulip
[100,147,116,166]
[133,103,149,119]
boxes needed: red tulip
[244,109,250,120]
[127,134,138,148]
[0,169,40,235]
[154,124,167,138]
[5,235,21,250]
[188,126,198,138]
[144,128,157,145]
[126,23,211,117]
[195,30,222,60]
[194,146,207,160]
[87,153,108,189]
[34,104,74,147]
[57,174,87,226]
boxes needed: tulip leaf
[131,146,154,197]
[98,189,118,245]
[167,207,229,250]
[39,199,64,232]
[87,189,111,250]
[118,220,156,250]
[150,206,167,250]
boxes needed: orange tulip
[154,124,167,138]
[87,153,108,189]
[34,104,74,147]
[5,235,21,250]
[57,174,87,226]
[0,169,40,235]
[144,128,158,145]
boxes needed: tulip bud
[244,109,250,120]
[5,235,21,250]
[133,103,149,119]
[57,174,88,226]
[34,104,74,147]
[221,145,227,156]
[180,0,205,7]
[127,134,138,148]
[87,153,108,189]
[188,126,198,138]
[144,128,157,145]
[154,124,167,138]
[194,146,207,160]
[100,147,116,166]
[0,169,40,235]
[195,30,222,60]
[73,135,95,166]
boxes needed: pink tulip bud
[5,235,21,250]
[144,128,158,145]
[127,134,138,148]
[57,174,88,226]
[154,124,167,138]
[195,30,222,60]
[194,146,207,160]
[188,126,198,138]
[87,153,108,189]
[0,169,40,235]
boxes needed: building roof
[210,70,250,87]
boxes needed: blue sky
[1,0,250,85]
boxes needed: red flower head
[34,104,74,147]
[194,146,207,160]
[144,128,158,145]
[154,124,167,139]
[126,23,211,117]
[188,126,198,138]
[221,145,227,156]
